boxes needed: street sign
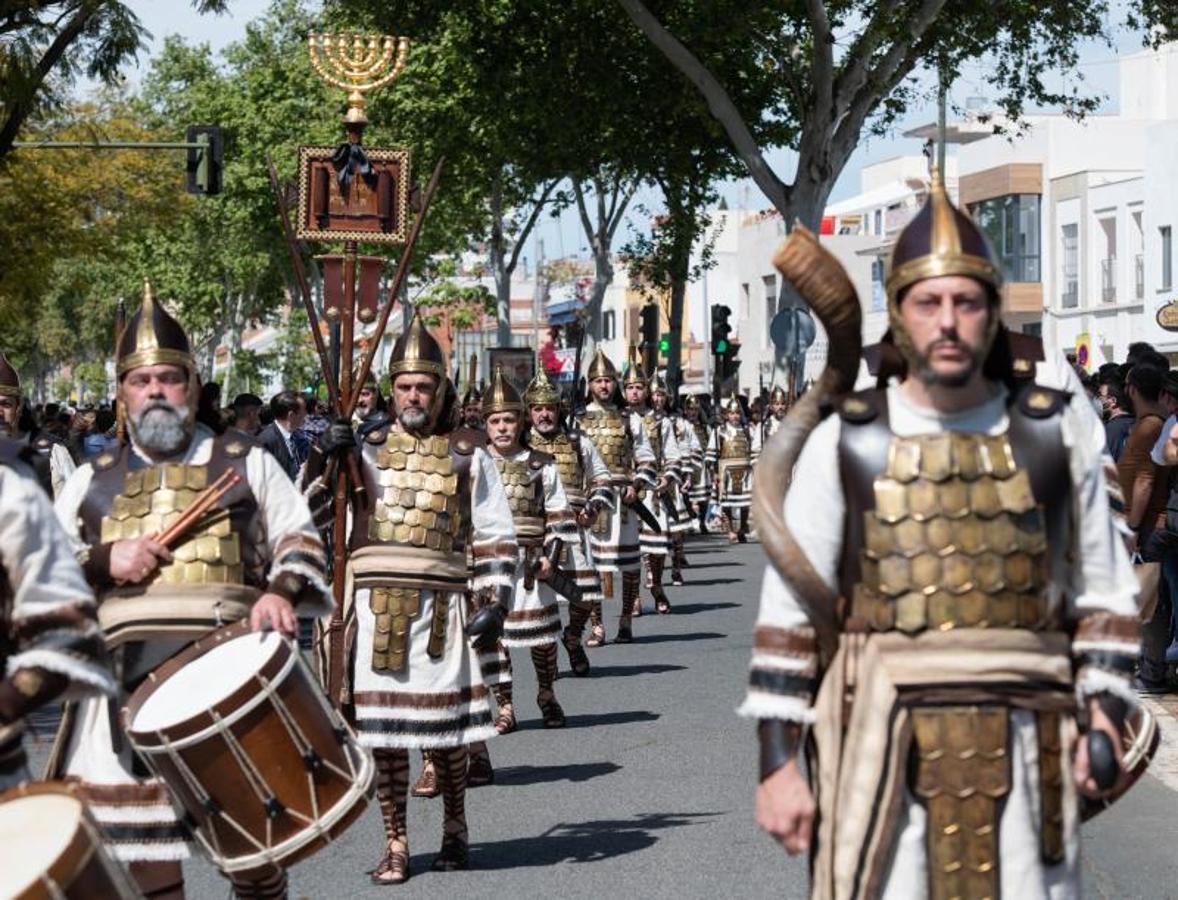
[770,308,816,358]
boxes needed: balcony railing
[1136,254,1145,300]
[1061,282,1079,309]
[1101,257,1116,303]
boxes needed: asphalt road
[28,535,1178,897]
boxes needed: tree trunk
[488,175,512,347]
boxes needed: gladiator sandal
[411,749,439,798]
[467,741,495,787]
[649,557,672,614]
[532,644,566,728]
[432,747,470,872]
[586,600,606,648]
[229,865,288,899]
[643,554,654,589]
[493,683,517,735]
[562,601,592,676]
[738,509,750,543]
[371,748,411,885]
[616,572,640,643]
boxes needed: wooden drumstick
[154,470,241,549]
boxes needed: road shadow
[586,663,688,678]
[669,601,741,615]
[468,811,723,869]
[493,761,622,787]
[683,560,742,569]
[634,631,726,644]
[558,709,660,729]
[684,577,742,587]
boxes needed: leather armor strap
[758,719,803,782]
[1037,710,1065,864]
[370,587,423,672]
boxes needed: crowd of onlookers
[1082,341,1178,693]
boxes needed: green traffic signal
[658,333,671,353]
[714,338,729,354]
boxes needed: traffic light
[186,124,223,195]
[658,332,672,354]
[720,340,741,382]
[640,303,659,353]
[711,304,731,354]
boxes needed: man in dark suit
[258,390,307,481]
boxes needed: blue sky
[114,0,1147,265]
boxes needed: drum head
[0,792,82,896]
[131,629,285,733]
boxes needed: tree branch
[572,180,597,249]
[506,179,557,275]
[832,0,904,118]
[616,0,792,215]
[0,0,100,161]
[804,0,834,119]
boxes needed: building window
[1061,224,1079,309]
[762,275,777,348]
[873,208,882,236]
[870,258,885,312]
[1163,226,1174,291]
[1098,216,1116,303]
[740,282,750,318]
[603,310,616,341]
[968,194,1041,283]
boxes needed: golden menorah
[308,32,410,125]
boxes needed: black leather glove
[319,419,357,456]
[467,602,506,651]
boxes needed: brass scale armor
[80,437,256,588]
[837,388,1070,899]
[529,431,586,509]
[579,406,634,534]
[357,429,478,673]
[717,424,751,497]
[492,452,547,547]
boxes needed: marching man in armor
[523,364,612,676]
[479,366,580,730]
[752,385,788,465]
[53,285,332,900]
[707,396,753,543]
[623,350,681,614]
[314,311,517,884]
[682,395,712,534]
[575,348,659,644]
[653,374,696,585]
[0,439,115,794]
[743,173,1142,899]
[0,352,76,496]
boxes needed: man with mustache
[574,348,659,644]
[52,284,332,900]
[311,310,517,884]
[742,172,1141,899]
[523,363,611,674]
[708,395,753,544]
[681,395,713,533]
[0,352,76,495]
[752,385,789,465]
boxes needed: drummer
[52,285,332,900]
[0,437,114,793]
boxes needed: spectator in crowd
[1119,363,1172,693]
[196,380,226,434]
[231,392,264,436]
[1103,383,1134,462]
[303,395,330,440]
[259,390,307,480]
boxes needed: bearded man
[575,348,658,644]
[524,364,612,675]
[752,385,788,464]
[312,310,517,884]
[0,353,76,496]
[651,375,696,585]
[53,285,332,900]
[682,395,713,534]
[707,396,753,543]
[743,173,1142,899]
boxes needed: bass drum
[0,781,141,899]
[123,621,373,874]
[1081,702,1161,821]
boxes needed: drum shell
[123,622,371,871]
[0,781,140,900]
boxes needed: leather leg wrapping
[228,866,287,900]
[911,706,1010,900]
[493,679,513,708]
[438,747,469,839]
[567,600,591,641]
[621,571,640,617]
[531,644,558,693]
[373,748,409,845]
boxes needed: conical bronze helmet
[0,352,20,398]
[622,345,648,388]
[482,364,523,416]
[885,168,1002,304]
[768,385,788,404]
[389,308,446,380]
[682,394,700,411]
[524,360,560,408]
[722,394,743,415]
[649,369,670,395]
[117,281,196,377]
[586,346,618,381]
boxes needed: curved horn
[751,226,862,661]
